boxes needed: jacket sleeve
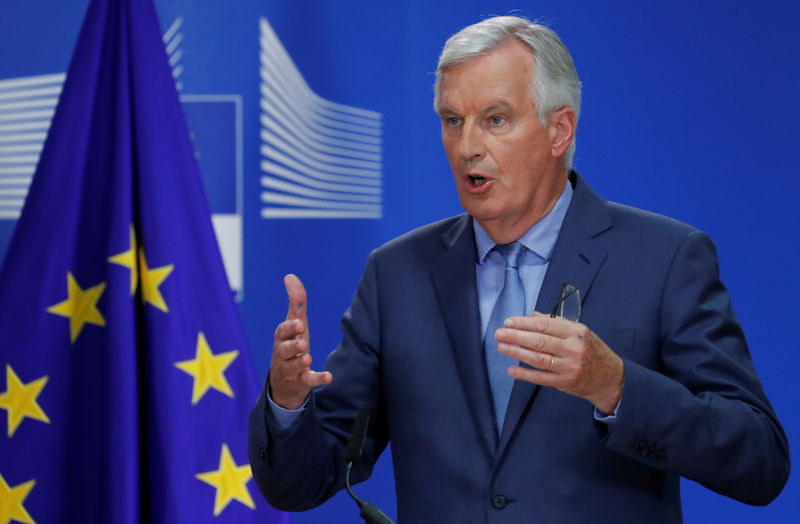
[248,251,388,511]
[603,230,790,505]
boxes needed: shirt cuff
[267,388,308,430]
[593,394,622,426]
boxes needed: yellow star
[175,333,239,405]
[0,473,36,524]
[0,365,49,438]
[138,248,173,312]
[196,443,255,516]
[46,272,106,344]
[108,225,138,295]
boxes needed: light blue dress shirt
[474,180,573,337]
[269,177,616,426]
[474,181,618,422]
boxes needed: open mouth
[469,175,488,187]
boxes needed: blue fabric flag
[0,0,290,522]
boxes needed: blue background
[1,1,798,522]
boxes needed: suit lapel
[497,172,612,455]
[430,215,499,455]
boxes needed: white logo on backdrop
[163,16,185,91]
[259,17,383,219]
[0,73,63,220]
[0,19,245,299]
[0,20,186,220]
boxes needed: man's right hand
[269,274,333,410]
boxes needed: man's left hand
[495,312,624,414]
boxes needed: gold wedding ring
[548,355,556,373]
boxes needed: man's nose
[458,120,486,162]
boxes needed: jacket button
[636,441,651,457]
[258,445,266,459]
[492,493,508,509]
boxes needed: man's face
[437,40,568,243]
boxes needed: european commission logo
[0,73,63,220]
[258,17,383,219]
[1,13,384,299]
[0,17,186,222]
[0,17,249,298]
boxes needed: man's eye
[446,117,461,126]
[490,115,505,125]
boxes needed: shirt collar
[474,180,574,264]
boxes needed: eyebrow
[437,105,461,117]
[481,101,513,114]
[437,100,514,118]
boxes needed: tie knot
[496,242,523,269]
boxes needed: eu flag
[0,0,289,522]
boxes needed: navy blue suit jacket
[249,172,789,523]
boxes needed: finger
[495,327,557,355]
[284,273,308,322]
[507,365,559,387]
[274,337,308,361]
[300,370,333,388]
[274,318,306,343]
[505,313,584,339]
[497,341,556,371]
[281,352,313,374]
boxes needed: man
[249,16,789,523]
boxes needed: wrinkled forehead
[437,41,535,107]
[439,36,534,76]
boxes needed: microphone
[345,402,395,524]
[346,403,371,464]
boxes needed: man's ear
[548,107,576,159]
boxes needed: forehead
[438,40,535,111]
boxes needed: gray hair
[434,16,581,169]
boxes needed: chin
[463,207,502,226]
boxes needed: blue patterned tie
[484,242,525,434]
